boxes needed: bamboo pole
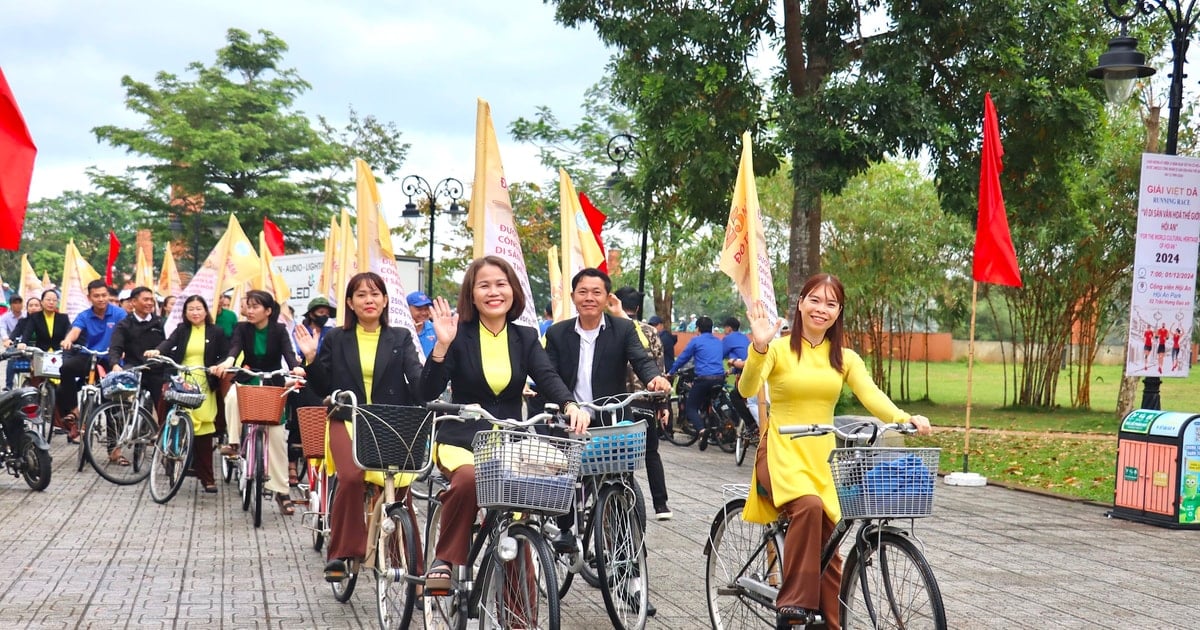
[963,280,979,473]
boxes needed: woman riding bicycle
[210,289,304,516]
[145,295,229,493]
[738,273,931,629]
[296,271,425,583]
[417,255,589,592]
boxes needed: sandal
[424,559,453,594]
[109,448,130,466]
[288,463,300,487]
[275,493,295,515]
[777,606,823,626]
[324,559,348,582]
[203,483,218,493]
[62,413,79,443]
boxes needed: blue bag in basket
[864,455,934,496]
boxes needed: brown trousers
[327,420,367,562]
[434,462,477,567]
[756,444,842,629]
[193,433,215,487]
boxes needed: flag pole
[964,280,978,473]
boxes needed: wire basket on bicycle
[580,419,647,476]
[473,430,584,515]
[350,404,432,473]
[100,371,141,401]
[829,447,940,519]
[163,378,205,410]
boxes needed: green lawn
[837,361,1200,503]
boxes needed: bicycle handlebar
[425,400,572,431]
[145,355,208,374]
[577,390,669,414]
[228,366,306,395]
[779,421,918,446]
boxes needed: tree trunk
[788,168,822,306]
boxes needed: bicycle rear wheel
[705,497,782,629]
[476,523,560,630]
[307,464,327,552]
[595,483,649,630]
[252,429,265,528]
[376,502,419,629]
[149,409,196,504]
[85,401,157,485]
[663,394,699,447]
[37,381,55,444]
[76,394,98,473]
[841,530,946,630]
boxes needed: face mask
[311,314,329,327]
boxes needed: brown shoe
[219,444,239,457]
[63,413,80,443]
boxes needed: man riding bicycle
[58,280,125,441]
[667,315,725,450]
[108,287,168,412]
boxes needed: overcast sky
[1,0,613,227]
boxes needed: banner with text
[1126,153,1200,378]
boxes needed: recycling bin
[1108,409,1200,529]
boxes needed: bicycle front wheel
[376,501,420,629]
[477,523,559,630]
[85,401,157,485]
[76,394,98,473]
[705,497,781,629]
[38,381,55,444]
[595,483,650,630]
[252,429,265,528]
[149,409,196,504]
[841,530,947,630]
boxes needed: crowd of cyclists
[0,260,932,629]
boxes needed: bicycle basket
[100,371,141,401]
[473,430,584,515]
[296,406,328,459]
[237,384,287,424]
[352,404,432,473]
[163,378,205,410]
[31,351,62,378]
[829,447,940,519]
[580,420,647,476]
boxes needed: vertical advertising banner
[1126,153,1200,378]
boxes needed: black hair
[342,272,389,331]
[182,295,212,325]
[571,267,611,293]
[86,279,108,294]
[243,289,279,323]
[129,286,153,300]
[8,295,21,304]
[614,287,642,315]
[697,316,714,333]
[723,317,741,331]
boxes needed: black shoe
[645,600,657,617]
[777,606,823,626]
[653,504,673,521]
[552,531,578,554]
[697,430,709,452]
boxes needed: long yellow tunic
[182,325,218,436]
[737,337,909,524]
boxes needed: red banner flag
[263,217,285,256]
[578,192,608,273]
[0,68,37,251]
[973,93,1022,287]
[106,230,121,286]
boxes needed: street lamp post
[1090,0,1200,409]
[400,175,465,297]
[605,133,650,304]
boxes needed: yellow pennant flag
[468,98,537,327]
[40,271,51,292]
[719,131,778,322]
[258,230,291,305]
[317,217,335,300]
[558,168,605,276]
[62,239,102,319]
[19,254,42,302]
[333,208,356,326]
[157,243,182,299]
[355,159,421,351]
[548,245,567,322]
[135,244,155,289]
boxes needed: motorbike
[0,369,52,491]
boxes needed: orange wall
[666,331,952,363]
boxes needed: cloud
[1,0,611,205]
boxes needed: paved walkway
[0,432,1195,628]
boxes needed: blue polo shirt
[71,304,126,352]
[722,330,750,373]
[417,320,437,357]
[670,332,725,378]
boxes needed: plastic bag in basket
[864,455,934,496]
[502,437,571,476]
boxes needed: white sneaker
[654,506,673,521]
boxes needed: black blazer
[156,322,230,391]
[21,311,70,352]
[420,321,574,450]
[544,314,662,405]
[225,321,298,384]
[307,326,423,415]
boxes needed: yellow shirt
[356,324,379,404]
[44,312,55,338]
[183,324,218,435]
[479,322,510,396]
[737,337,909,524]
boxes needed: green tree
[89,28,409,261]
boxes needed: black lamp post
[605,133,650,306]
[400,175,465,297]
[1089,0,1200,409]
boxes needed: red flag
[105,230,121,285]
[263,217,285,256]
[973,93,1022,288]
[578,192,608,273]
[0,68,37,251]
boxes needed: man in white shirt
[0,296,23,389]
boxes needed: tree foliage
[89,28,409,260]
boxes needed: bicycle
[145,355,208,504]
[66,346,108,473]
[704,421,946,629]
[554,390,665,630]
[663,367,740,453]
[83,364,159,485]
[325,391,435,629]
[225,367,305,528]
[20,347,63,443]
[296,405,331,553]
[421,401,584,630]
